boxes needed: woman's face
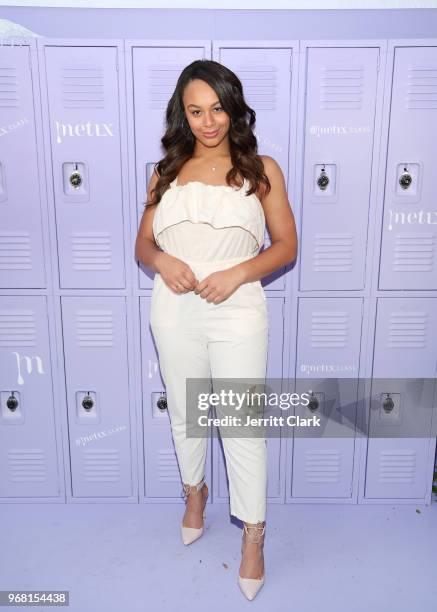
[182,79,230,146]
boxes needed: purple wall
[1,7,437,40]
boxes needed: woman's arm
[234,155,298,285]
[134,169,167,274]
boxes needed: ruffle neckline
[152,178,265,253]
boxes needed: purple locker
[0,296,60,497]
[216,297,285,502]
[299,47,380,291]
[61,297,134,498]
[131,44,209,291]
[0,44,47,289]
[364,297,437,500]
[292,297,363,499]
[42,45,125,289]
[379,47,437,290]
[216,44,295,291]
[140,295,213,499]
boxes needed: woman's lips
[203,129,219,138]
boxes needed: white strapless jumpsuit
[150,176,269,524]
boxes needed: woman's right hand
[156,252,198,294]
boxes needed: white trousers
[150,255,269,524]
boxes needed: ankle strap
[243,522,266,544]
[181,476,206,499]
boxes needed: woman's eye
[191,107,222,117]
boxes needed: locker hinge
[376,53,380,72]
[115,53,119,72]
[289,52,293,72]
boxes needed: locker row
[0,294,435,503]
[1,39,437,292]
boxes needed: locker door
[0,297,60,497]
[379,46,437,290]
[131,44,209,291]
[43,45,125,289]
[140,295,213,498]
[0,44,46,289]
[216,296,285,502]
[215,44,294,291]
[62,296,134,498]
[300,47,380,291]
[365,297,437,500]
[292,297,363,499]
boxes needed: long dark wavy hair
[145,59,271,208]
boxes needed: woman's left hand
[194,268,244,304]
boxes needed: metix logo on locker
[54,120,114,144]
[387,209,437,230]
[12,352,45,385]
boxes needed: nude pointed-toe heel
[238,574,265,601]
[180,476,208,546]
[238,522,266,600]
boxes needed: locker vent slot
[0,64,19,108]
[0,308,36,346]
[388,310,427,348]
[8,449,47,482]
[378,449,416,483]
[320,65,364,109]
[0,231,32,271]
[406,65,437,109]
[305,449,341,482]
[393,233,435,272]
[147,65,189,109]
[83,448,120,482]
[72,232,112,272]
[76,309,114,347]
[157,449,181,482]
[62,65,105,108]
[310,310,349,348]
[313,233,354,272]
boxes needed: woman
[135,59,297,601]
